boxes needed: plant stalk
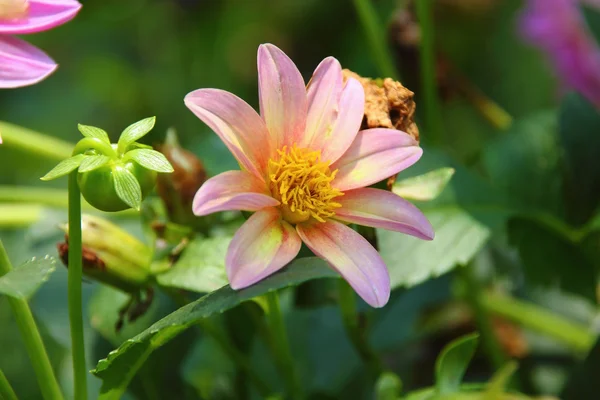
[415,0,443,145]
[68,172,87,400]
[0,368,18,400]
[338,280,383,380]
[0,121,73,161]
[352,0,398,79]
[0,241,64,400]
[265,291,303,400]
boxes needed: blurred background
[1,0,599,399]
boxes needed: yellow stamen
[268,145,343,224]
[0,0,28,20]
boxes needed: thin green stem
[352,0,398,79]
[338,280,383,380]
[0,121,73,161]
[0,241,63,400]
[0,368,18,400]
[265,291,303,400]
[481,293,595,353]
[459,263,507,371]
[0,205,43,228]
[68,172,87,400]
[415,0,443,145]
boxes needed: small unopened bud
[58,214,152,293]
[156,129,207,224]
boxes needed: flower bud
[58,214,152,293]
[156,129,207,224]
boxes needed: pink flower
[185,44,434,307]
[0,0,81,88]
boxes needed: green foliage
[156,236,231,293]
[376,371,402,400]
[117,117,157,154]
[92,258,337,399]
[0,256,56,300]
[392,168,455,201]
[124,149,174,173]
[435,333,479,395]
[40,154,85,181]
[113,166,143,211]
[379,150,509,289]
[77,124,110,143]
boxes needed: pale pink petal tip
[0,36,57,88]
[336,188,435,240]
[192,170,278,216]
[0,0,82,35]
[297,221,390,307]
[257,43,307,151]
[226,208,301,289]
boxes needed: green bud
[58,214,152,293]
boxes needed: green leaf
[40,154,86,181]
[483,112,562,214]
[508,218,597,301]
[376,371,402,400]
[126,149,173,173]
[113,166,142,211]
[156,236,230,293]
[0,256,56,300]
[392,168,455,201]
[435,333,479,395]
[92,257,337,400]
[378,150,510,289]
[559,93,600,224]
[485,362,518,396]
[562,338,600,400]
[117,117,156,152]
[77,124,110,144]
[78,155,111,173]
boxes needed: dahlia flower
[185,44,434,307]
[0,0,81,88]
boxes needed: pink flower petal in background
[297,220,390,307]
[335,188,435,240]
[258,43,307,152]
[331,128,422,191]
[0,35,56,88]
[226,208,302,289]
[0,0,81,35]
[185,88,271,178]
[193,170,279,216]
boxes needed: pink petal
[319,77,365,164]
[185,88,271,179]
[226,208,301,289]
[331,128,422,191]
[297,221,390,307]
[335,188,434,240]
[0,35,56,88]
[257,43,307,152]
[0,0,81,35]
[193,170,279,216]
[301,57,343,149]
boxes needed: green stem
[459,264,507,371]
[0,241,64,400]
[415,0,443,145]
[0,205,43,228]
[265,291,303,400]
[0,368,18,400]
[198,319,272,397]
[481,293,595,353]
[0,121,73,161]
[68,172,87,400]
[338,280,383,379]
[352,0,398,79]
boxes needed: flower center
[268,145,343,224]
[0,0,28,20]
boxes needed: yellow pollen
[268,145,343,224]
[0,0,28,20]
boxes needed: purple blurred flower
[520,0,600,107]
[0,0,81,89]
